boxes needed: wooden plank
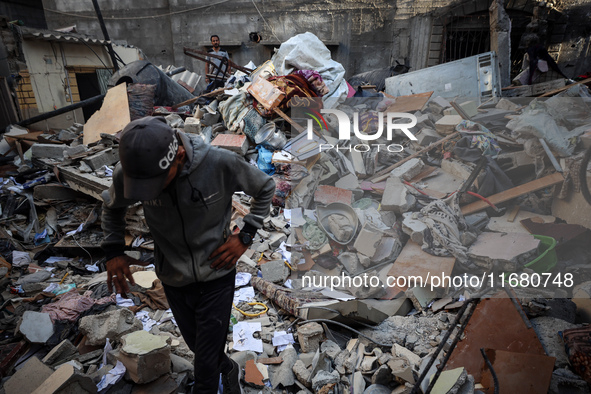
[539,77,591,97]
[461,173,564,215]
[384,91,433,113]
[82,83,130,145]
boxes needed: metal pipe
[91,0,119,71]
[17,94,105,127]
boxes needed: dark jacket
[101,131,275,286]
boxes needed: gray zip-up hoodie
[101,131,275,287]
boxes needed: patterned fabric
[417,196,469,264]
[455,120,502,157]
[253,74,317,118]
[42,289,115,323]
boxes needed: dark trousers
[163,271,235,394]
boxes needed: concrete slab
[468,232,540,270]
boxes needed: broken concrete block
[381,176,415,214]
[116,330,171,384]
[401,212,428,245]
[19,311,54,343]
[79,308,143,346]
[335,173,360,190]
[63,144,87,158]
[338,252,363,276]
[428,96,452,114]
[388,357,415,384]
[468,232,540,271]
[350,150,366,176]
[372,236,402,263]
[82,147,119,171]
[312,369,339,391]
[372,364,393,386]
[320,340,341,360]
[184,117,201,134]
[211,134,248,155]
[30,364,96,394]
[435,115,463,135]
[430,367,467,394]
[496,98,521,112]
[292,360,311,388]
[441,159,474,181]
[42,339,78,365]
[353,223,382,258]
[261,260,290,283]
[314,185,353,205]
[530,316,578,369]
[443,100,478,118]
[297,323,324,353]
[4,356,54,394]
[390,158,425,181]
[269,346,298,388]
[405,286,438,312]
[30,144,66,160]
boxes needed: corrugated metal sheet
[19,26,133,49]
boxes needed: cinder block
[116,330,171,384]
[211,134,248,155]
[297,322,323,353]
[184,117,201,134]
[30,143,66,160]
[82,147,119,171]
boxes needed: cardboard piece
[83,83,130,145]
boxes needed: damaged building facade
[42,0,591,82]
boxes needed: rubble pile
[1,31,591,393]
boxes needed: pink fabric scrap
[41,289,115,323]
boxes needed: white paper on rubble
[233,322,263,353]
[101,339,112,368]
[304,209,317,221]
[272,331,295,348]
[65,223,84,237]
[44,256,69,264]
[116,294,134,308]
[132,236,145,248]
[233,286,255,304]
[12,251,31,267]
[135,310,157,331]
[235,272,252,287]
[96,360,126,391]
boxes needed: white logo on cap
[159,138,179,170]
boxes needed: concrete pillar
[489,0,512,87]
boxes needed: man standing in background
[205,35,230,89]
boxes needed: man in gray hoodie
[101,116,275,393]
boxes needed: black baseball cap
[118,117,179,201]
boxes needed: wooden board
[461,173,564,215]
[384,91,433,113]
[386,240,455,294]
[83,83,130,145]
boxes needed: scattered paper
[233,322,263,353]
[272,330,295,352]
[136,310,157,331]
[66,223,84,237]
[96,360,126,391]
[44,256,70,264]
[85,264,99,272]
[233,286,255,304]
[132,236,145,248]
[116,294,134,308]
[235,272,252,288]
